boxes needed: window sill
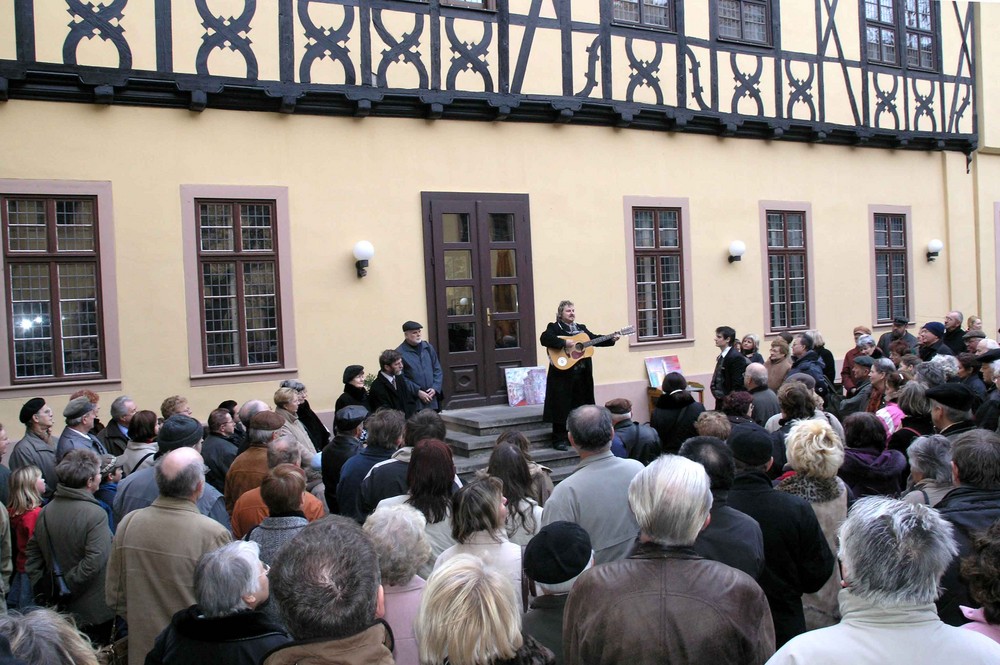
[190,366,299,387]
[716,36,772,50]
[0,377,122,397]
[611,20,676,34]
[629,337,694,348]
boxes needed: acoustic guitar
[547,326,636,370]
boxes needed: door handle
[486,307,492,327]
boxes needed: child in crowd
[7,465,44,610]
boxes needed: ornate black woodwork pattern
[195,0,258,80]
[444,18,493,92]
[0,0,978,153]
[64,0,132,69]
[299,0,355,85]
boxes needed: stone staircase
[440,404,581,484]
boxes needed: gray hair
[895,381,929,417]
[839,497,957,606]
[248,422,280,446]
[55,449,100,489]
[872,358,896,375]
[267,437,300,469]
[110,395,133,421]
[195,541,263,618]
[930,399,973,425]
[0,607,99,665]
[270,516,381,640]
[238,399,268,428]
[745,362,768,387]
[991,359,1000,376]
[364,504,431,587]
[280,379,307,393]
[155,457,204,499]
[856,334,876,349]
[929,354,960,381]
[907,435,953,484]
[628,455,712,546]
[567,405,614,451]
[914,362,946,388]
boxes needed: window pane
[719,0,741,38]
[786,214,804,248]
[881,28,896,63]
[767,213,784,248]
[243,262,278,366]
[6,199,48,252]
[203,263,238,367]
[442,214,470,243]
[867,27,883,61]
[491,249,516,278]
[660,255,681,336]
[880,0,894,24]
[493,285,518,313]
[920,35,933,69]
[906,33,918,67]
[874,216,888,247]
[875,253,890,321]
[200,203,234,252]
[614,0,640,23]
[889,217,905,247]
[55,200,95,252]
[743,3,767,43]
[10,264,53,378]
[657,210,679,248]
[633,210,655,248]
[643,0,670,27]
[905,0,917,28]
[448,322,475,352]
[240,204,273,251]
[495,321,519,349]
[490,214,514,243]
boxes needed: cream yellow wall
[2,96,999,425]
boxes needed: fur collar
[776,473,844,503]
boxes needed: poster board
[644,355,682,389]
[505,366,548,406]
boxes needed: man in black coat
[321,405,366,515]
[540,301,618,450]
[606,398,661,465]
[726,428,835,649]
[788,332,828,398]
[943,310,968,355]
[711,325,747,401]
[201,408,239,494]
[935,429,1000,625]
[367,349,412,415]
[917,321,956,362]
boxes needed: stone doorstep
[455,446,580,483]
[446,425,553,456]
[439,404,546,435]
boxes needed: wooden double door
[421,193,536,409]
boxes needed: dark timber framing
[0,0,977,153]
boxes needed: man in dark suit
[711,325,747,402]
[367,349,412,415]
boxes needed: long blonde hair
[8,466,42,517]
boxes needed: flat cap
[604,398,631,415]
[964,329,987,341]
[892,316,910,326]
[402,321,423,332]
[853,355,875,368]
[249,410,285,431]
[63,396,96,420]
[334,405,368,431]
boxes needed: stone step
[440,404,546,436]
[455,444,579,483]
[446,425,553,457]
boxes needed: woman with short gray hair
[364,503,431,665]
[146,541,289,665]
[901,435,954,507]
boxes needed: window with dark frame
[873,213,909,324]
[633,208,684,340]
[614,0,674,30]
[1,195,104,382]
[717,0,770,45]
[196,199,282,371]
[440,0,496,9]
[766,211,809,331]
[864,0,937,70]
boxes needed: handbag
[32,513,74,609]
[96,634,128,665]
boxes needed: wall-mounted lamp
[728,240,746,263]
[353,240,375,278]
[926,239,943,262]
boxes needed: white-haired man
[768,496,1000,663]
[563,456,774,665]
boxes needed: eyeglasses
[260,563,270,577]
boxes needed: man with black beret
[974,349,1000,430]
[9,398,58,499]
[926,383,977,438]
[322,404,368,514]
[727,427,834,649]
[523,521,593,664]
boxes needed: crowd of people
[0,314,999,663]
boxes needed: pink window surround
[867,204,914,328]
[758,201,815,335]
[0,179,121,396]
[622,196,695,346]
[180,185,297,386]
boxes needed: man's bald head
[155,447,205,501]
[238,399,270,428]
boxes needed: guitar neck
[580,327,632,348]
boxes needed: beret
[729,427,773,466]
[925,383,975,412]
[342,365,365,384]
[18,397,45,425]
[524,521,592,585]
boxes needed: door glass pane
[446,287,474,315]
[490,214,514,242]
[491,250,516,278]
[444,250,472,280]
[443,214,470,243]
[448,322,476,352]
[495,321,519,348]
[493,285,518,313]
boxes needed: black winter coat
[612,419,661,465]
[934,486,1000,626]
[728,471,835,649]
[650,392,705,455]
[540,321,615,426]
[145,606,289,665]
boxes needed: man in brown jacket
[563,455,775,664]
[224,410,285,513]
[106,447,232,665]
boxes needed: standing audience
[6,466,43,611]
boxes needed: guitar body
[547,333,595,370]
